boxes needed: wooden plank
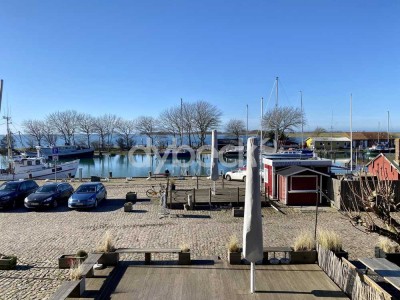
[109,262,347,299]
[116,248,181,254]
[360,257,400,290]
[49,281,80,300]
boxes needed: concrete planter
[375,246,400,266]
[124,202,133,212]
[290,250,317,264]
[228,250,242,265]
[58,255,87,269]
[96,252,119,266]
[232,208,244,217]
[0,256,17,270]
[126,192,137,204]
[178,251,191,265]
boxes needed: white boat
[262,149,314,160]
[26,145,94,159]
[0,155,80,180]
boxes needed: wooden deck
[168,188,250,208]
[107,261,347,299]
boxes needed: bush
[378,237,399,253]
[180,242,190,253]
[69,261,83,281]
[76,250,88,258]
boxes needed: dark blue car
[0,180,39,209]
[68,182,107,209]
[24,182,74,209]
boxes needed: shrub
[317,230,343,252]
[227,235,240,252]
[76,250,88,258]
[96,231,116,253]
[293,232,315,251]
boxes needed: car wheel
[242,176,246,182]
[53,199,58,208]
[226,175,232,181]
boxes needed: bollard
[109,171,112,178]
[68,173,71,179]
[78,168,82,182]
[148,171,152,178]
[28,173,32,179]
[187,195,194,210]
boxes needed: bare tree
[262,106,305,151]
[135,116,158,145]
[47,110,79,145]
[115,119,136,150]
[42,122,58,146]
[93,114,120,150]
[22,120,44,146]
[313,126,327,136]
[225,119,246,140]
[342,171,400,243]
[182,102,196,147]
[77,113,95,147]
[159,107,182,145]
[193,100,222,146]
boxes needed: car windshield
[36,185,57,193]
[76,185,96,193]
[0,182,19,191]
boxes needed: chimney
[395,138,400,163]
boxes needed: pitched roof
[276,165,330,177]
[365,153,400,173]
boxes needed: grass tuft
[96,231,115,253]
[317,230,343,252]
[293,232,315,251]
[69,260,83,281]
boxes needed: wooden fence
[317,244,387,300]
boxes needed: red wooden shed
[276,166,330,206]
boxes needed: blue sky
[0,0,399,134]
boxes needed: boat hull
[0,160,80,180]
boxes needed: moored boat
[26,145,94,159]
[262,149,314,160]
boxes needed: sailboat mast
[350,94,353,172]
[275,77,279,152]
[387,111,390,146]
[300,91,303,149]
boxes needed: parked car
[0,180,39,209]
[225,169,247,182]
[224,167,265,182]
[24,182,74,209]
[68,182,107,209]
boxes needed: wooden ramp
[109,262,348,300]
[168,188,246,208]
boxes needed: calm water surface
[77,154,246,178]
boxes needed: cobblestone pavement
[0,177,382,299]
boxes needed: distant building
[366,139,400,180]
[306,137,351,150]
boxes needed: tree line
[20,101,305,151]
[21,100,222,150]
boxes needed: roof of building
[365,153,400,173]
[312,137,350,142]
[276,165,331,177]
[263,157,332,167]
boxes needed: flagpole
[251,262,255,293]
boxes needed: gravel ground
[0,177,384,299]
